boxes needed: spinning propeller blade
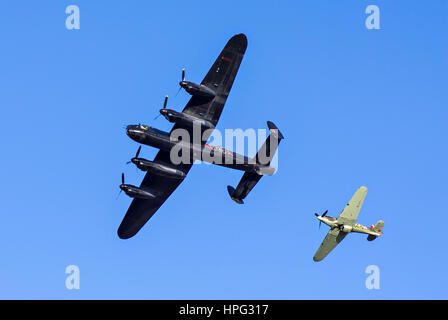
[315,210,328,230]
[176,69,186,96]
[126,146,141,164]
[117,173,125,199]
[154,96,168,120]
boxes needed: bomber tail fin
[254,121,284,166]
[227,121,283,204]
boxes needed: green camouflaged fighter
[313,187,384,262]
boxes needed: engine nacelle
[120,185,156,200]
[180,81,216,100]
[340,225,353,233]
[133,158,186,179]
[159,109,214,131]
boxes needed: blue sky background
[0,1,446,299]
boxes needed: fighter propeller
[314,210,328,229]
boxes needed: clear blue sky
[0,1,446,299]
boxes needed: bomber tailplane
[227,173,262,204]
[227,121,283,204]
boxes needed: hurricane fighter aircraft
[118,34,284,239]
[313,186,384,261]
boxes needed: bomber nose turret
[126,125,147,142]
[126,125,136,138]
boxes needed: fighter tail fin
[367,220,385,241]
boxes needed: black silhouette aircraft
[118,34,283,239]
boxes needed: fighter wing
[117,151,193,239]
[337,186,368,225]
[313,228,348,262]
[173,33,247,141]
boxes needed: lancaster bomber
[118,34,284,239]
[313,186,384,262]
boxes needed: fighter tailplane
[367,220,385,241]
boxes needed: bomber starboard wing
[117,151,193,239]
[171,33,247,142]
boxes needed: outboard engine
[127,146,186,179]
[119,173,156,200]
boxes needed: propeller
[314,212,321,229]
[314,210,328,217]
[154,95,169,120]
[314,210,328,229]
[117,172,125,199]
[175,68,186,97]
[126,146,141,164]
